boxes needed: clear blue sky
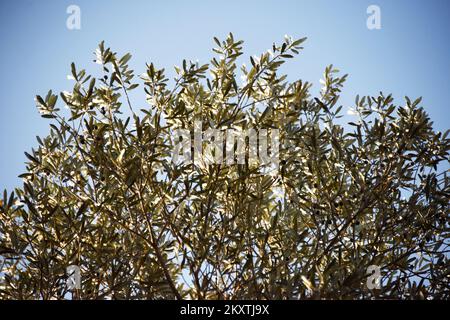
[1,0,449,191]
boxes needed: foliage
[0,34,449,299]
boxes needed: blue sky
[1,0,449,191]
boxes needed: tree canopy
[0,34,449,299]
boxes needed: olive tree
[0,34,449,299]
